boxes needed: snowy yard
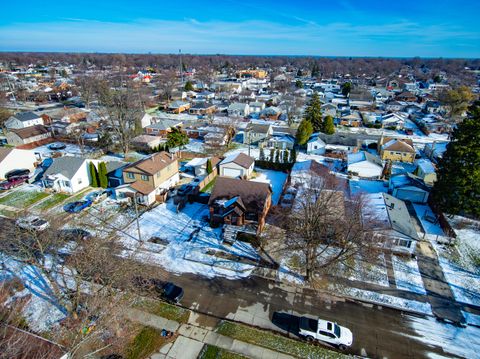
[331,254,389,287]
[33,142,97,159]
[120,201,260,279]
[251,169,288,205]
[349,179,387,196]
[413,207,480,306]
[392,255,426,294]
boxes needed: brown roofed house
[5,125,52,146]
[379,137,415,163]
[219,153,255,179]
[209,177,272,233]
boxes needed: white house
[5,111,44,130]
[6,125,52,146]
[227,103,250,117]
[42,156,93,194]
[0,148,38,180]
[306,133,326,155]
[219,153,255,179]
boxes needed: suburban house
[0,148,38,180]
[321,103,337,117]
[188,102,216,116]
[243,123,273,145]
[168,101,190,114]
[106,161,127,188]
[261,134,295,150]
[144,120,183,136]
[363,192,419,255]
[117,152,179,205]
[388,173,431,204]
[5,111,44,129]
[413,159,437,186]
[307,133,327,155]
[219,153,255,179]
[378,137,416,163]
[381,113,408,130]
[202,126,233,147]
[260,106,282,121]
[249,101,265,113]
[339,112,362,127]
[227,102,250,117]
[42,156,92,194]
[208,177,272,233]
[290,160,347,191]
[131,135,166,151]
[347,151,383,178]
[6,125,52,146]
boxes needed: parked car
[58,228,92,241]
[5,169,30,181]
[16,216,50,231]
[299,317,353,350]
[177,184,193,196]
[133,276,184,303]
[87,190,110,203]
[48,142,67,150]
[0,177,28,190]
[63,199,93,213]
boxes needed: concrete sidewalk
[126,309,295,359]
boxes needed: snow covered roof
[416,159,436,174]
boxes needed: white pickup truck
[299,317,353,350]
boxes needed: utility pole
[179,49,184,86]
[133,193,142,242]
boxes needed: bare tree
[96,79,143,157]
[280,174,379,282]
[75,75,99,109]
[156,69,178,104]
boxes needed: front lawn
[35,193,71,210]
[200,177,217,193]
[199,344,248,359]
[125,326,169,359]
[216,321,348,359]
[0,189,49,209]
[135,299,190,323]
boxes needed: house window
[395,239,412,248]
[78,178,82,184]
[156,172,161,178]
[126,172,135,179]
[141,175,149,181]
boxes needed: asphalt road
[1,217,479,359]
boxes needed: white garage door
[223,167,243,178]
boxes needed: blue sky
[0,0,479,57]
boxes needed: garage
[394,187,428,203]
[222,167,243,178]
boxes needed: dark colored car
[5,169,30,181]
[133,276,184,303]
[177,184,192,196]
[63,199,92,213]
[0,176,28,190]
[58,228,92,241]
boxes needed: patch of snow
[392,255,426,294]
[412,204,445,236]
[251,169,287,205]
[438,257,480,306]
[33,143,96,159]
[349,179,387,196]
[462,311,480,327]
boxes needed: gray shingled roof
[13,111,40,122]
[43,156,87,180]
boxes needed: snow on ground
[278,259,304,285]
[392,255,426,294]
[182,139,205,154]
[223,144,261,160]
[33,142,96,158]
[329,282,432,315]
[408,316,480,359]
[332,254,389,287]
[349,179,388,196]
[462,311,480,327]
[1,256,66,332]
[121,201,260,279]
[251,169,287,205]
[413,209,480,306]
[99,151,147,163]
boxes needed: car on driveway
[0,177,28,190]
[87,190,110,203]
[63,199,93,213]
[58,228,92,241]
[48,142,67,150]
[15,216,50,231]
[133,276,184,303]
[5,169,30,181]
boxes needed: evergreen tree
[296,119,313,146]
[269,148,275,162]
[341,82,352,97]
[89,162,99,187]
[295,80,303,89]
[304,92,322,132]
[431,111,480,218]
[283,149,289,163]
[275,149,281,163]
[98,162,109,189]
[206,159,213,174]
[290,147,297,163]
[184,81,194,91]
[259,147,266,161]
[322,115,336,135]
